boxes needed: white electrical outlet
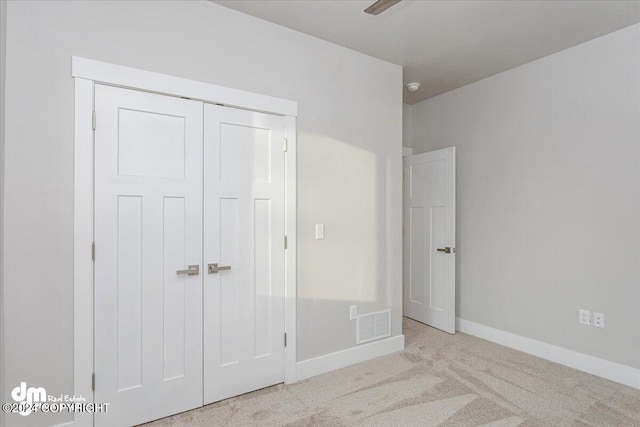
[578,309,591,325]
[315,224,325,240]
[349,305,358,321]
[593,312,605,328]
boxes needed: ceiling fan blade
[364,0,402,15]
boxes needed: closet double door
[93,85,286,426]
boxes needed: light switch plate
[578,309,591,325]
[315,224,325,240]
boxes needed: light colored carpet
[144,318,640,426]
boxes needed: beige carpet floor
[144,318,640,426]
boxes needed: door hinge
[91,373,95,391]
[91,242,96,261]
[284,333,287,347]
[284,235,288,249]
[92,111,96,130]
[283,138,288,152]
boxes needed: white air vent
[356,309,391,344]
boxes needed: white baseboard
[297,334,405,381]
[456,317,640,390]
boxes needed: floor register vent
[356,309,391,344]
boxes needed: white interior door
[94,85,203,426]
[403,147,456,333]
[203,104,286,404]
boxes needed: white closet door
[203,104,286,404]
[94,85,203,426]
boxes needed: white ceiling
[213,0,640,104]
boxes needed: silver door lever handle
[437,247,455,254]
[177,265,200,276]
[208,263,232,274]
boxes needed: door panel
[403,147,456,333]
[162,196,188,380]
[409,206,425,305]
[117,109,186,178]
[254,198,273,358]
[94,85,203,427]
[116,195,142,391]
[219,197,240,366]
[204,104,286,404]
[95,86,287,424]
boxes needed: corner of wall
[0,0,7,425]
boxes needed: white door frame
[72,57,298,427]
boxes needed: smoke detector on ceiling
[406,82,420,92]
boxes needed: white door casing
[203,105,286,403]
[73,57,297,427]
[94,85,204,426]
[403,147,456,333]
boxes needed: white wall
[402,103,413,148]
[2,1,402,425]
[409,24,640,371]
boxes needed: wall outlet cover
[579,309,591,326]
[593,312,605,328]
[349,305,358,321]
